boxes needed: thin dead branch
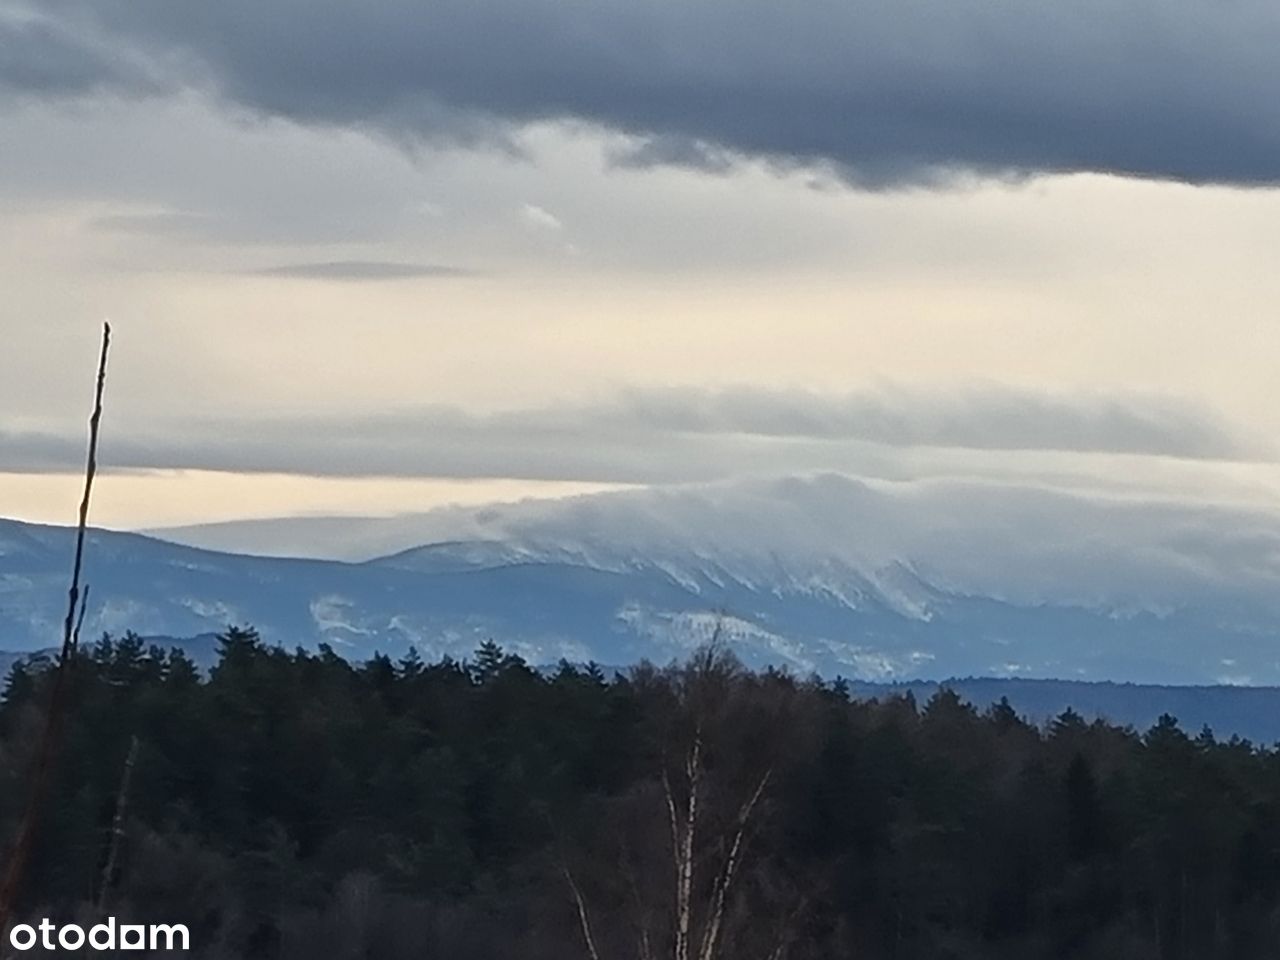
[61,322,108,663]
[625,854,656,960]
[697,769,773,960]
[562,864,604,960]
[72,584,91,651]
[96,733,140,912]
[0,322,111,940]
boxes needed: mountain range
[4,473,1280,684]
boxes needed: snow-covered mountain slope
[11,473,1280,683]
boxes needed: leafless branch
[762,894,811,960]
[674,732,701,960]
[96,734,140,912]
[562,864,604,960]
[622,845,656,960]
[71,584,91,653]
[697,769,773,960]
[62,323,109,664]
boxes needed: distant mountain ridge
[848,677,1280,745]
[6,473,1280,683]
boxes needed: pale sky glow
[5,2,1280,536]
[0,470,625,531]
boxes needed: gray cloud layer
[10,0,1280,186]
[249,261,474,281]
[0,8,153,98]
[0,387,1253,483]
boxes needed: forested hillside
[4,630,1280,959]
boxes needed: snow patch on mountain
[273,473,1280,627]
[309,595,375,641]
[616,603,816,672]
[815,639,937,680]
[8,472,1280,682]
[180,598,240,624]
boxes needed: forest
[4,628,1280,959]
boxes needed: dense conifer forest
[4,628,1280,959]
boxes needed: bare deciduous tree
[563,639,808,960]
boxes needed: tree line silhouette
[4,627,1280,959]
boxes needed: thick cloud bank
[0,386,1251,482]
[8,0,1280,186]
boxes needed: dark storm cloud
[606,136,737,175]
[0,388,1255,482]
[10,0,1280,186]
[0,8,155,98]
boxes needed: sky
[5,0,1280,535]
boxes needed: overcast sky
[5,0,1280,532]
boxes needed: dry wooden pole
[0,322,111,939]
